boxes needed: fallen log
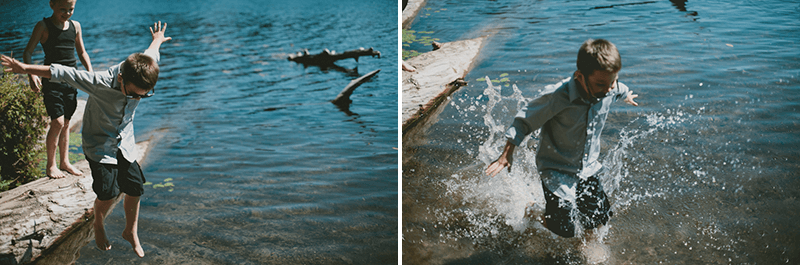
[402,36,488,134]
[0,138,152,264]
[332,69,381,107]
[288,47,381,65]
[403,0,428,29]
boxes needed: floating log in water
[332,69,381,107]
[288,47,381,65]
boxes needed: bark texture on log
[401,37,487,134]
[402,0,428,29]
[288,47,381,65]
[0,138,150,264]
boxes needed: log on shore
[288,47,381,66]
[0,100,153,264]
[402,0,428,29]
[401,36,487,134]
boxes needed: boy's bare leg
[45,117,66,179]
[93,198,114,251]
[122,194,144,258]
[57,119,83,176]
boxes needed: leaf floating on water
[726,44,733,47]
[499,73,509,77]
[476,77,486,81]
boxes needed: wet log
[402,0,428,29]
[0,98,153,264]
[402,36,488,134]
[332,69,381,107]
[288,47,381,65]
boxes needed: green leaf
[500,73,509,77]
[164,178,173,182]
[144,182,153,186]
[476,77,486,81]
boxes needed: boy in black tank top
[22,0,93,179]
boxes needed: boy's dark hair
[121,53,159,91]
[577,39,621,75]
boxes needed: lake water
[403,0,799,264]
[1,0,398,264]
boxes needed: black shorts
[41,78,78,120]
[542,176,612,238]
[87,150,146,201]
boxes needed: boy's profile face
[579,69,618,100]
[118,74,153,100]
[50,0,76,23]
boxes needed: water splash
[441,77,694,244]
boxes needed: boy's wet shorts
[41,78,78,120]
[87,150,146,201]
[542,175,612,238]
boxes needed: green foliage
[0,72,47,191]
[402,29,440,60]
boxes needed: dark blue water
[403,0,799,264]
[1,0,398,264]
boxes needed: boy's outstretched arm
[147,21,172,52]
[485,140,516,177]
[2,54,52,78]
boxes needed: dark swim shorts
[542,175,612,238]
[87,150,146,201]
[41,78,78,120]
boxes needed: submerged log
[288,47,381,66]
[332,69,381,107]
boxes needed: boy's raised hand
[150,21,172,44]
[624,90,639,106]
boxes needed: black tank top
[42,17,77,68]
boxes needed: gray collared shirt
[49,48,160,164]
[505,77,630,201]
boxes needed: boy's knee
[50,116,66,128]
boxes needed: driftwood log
[332,69,381,107]
[288,47,381,65]
[402,37,488,134]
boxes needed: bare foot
[581,239,610,264]
[47,166,66,179]
[93,222,111,251]
[60,162,83,176]
[122,230,145,258]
